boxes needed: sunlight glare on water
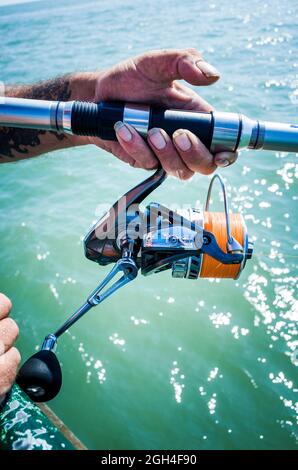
[0,0,297,450]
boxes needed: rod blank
[0,97,297,154]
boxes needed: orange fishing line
[200,212,245,279]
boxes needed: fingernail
[114,121,133,142]
[196,60,220,78]
[174,132,192,151]
[216,159,230,167]
[148,128,166,150]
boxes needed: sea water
[0,0,297,449]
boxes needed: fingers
[136,48,220,87]
[0,293,12,320]
[114,122,159,170]
[114,121,237,177]
[167,81,214,113]
[0,317,19,354]
[172,129,216,175]
[0,293,20,399]
[148,127,216,177]
[148,128,194,180]
[214,151,238,168]
[0,347,21,397]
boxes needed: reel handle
[17,252,139,403]
[17,349,62,402]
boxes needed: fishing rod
[1,96,294,403]
[1,97,298,152]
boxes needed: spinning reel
[17,169,253,402]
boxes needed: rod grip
[149,108,213,149]
[71,101,124,140]
[70,101,214,148]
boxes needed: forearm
[0,72,97,162]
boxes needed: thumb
[136,48,221,86]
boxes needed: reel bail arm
[205,174,243,254]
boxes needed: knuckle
[186,47,201,57]
[127,143,147,159]
[180,172,192,180]
[144,161,158,170]
[200,166,216,176]
[175,169,194,180]
[0,353,20,393]
[11,347,21,367]
[152,147,170,159]
[131,160,144,169]
[0,294,12,317]
[130,154,157,169]
[184,170,194,180]
[164,162,181,174]
[0,385,9,397]
[150,151,167,165]
[5,318,19,339]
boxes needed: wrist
[67,72,100,147]
[69,71,98,102]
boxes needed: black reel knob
[17,350,62,402]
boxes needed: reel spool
[201,174,250,279]
[171,212,248,280]
[172,175,252,280]
[200,212,246,279]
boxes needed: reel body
[17,169,253,402]
[84,171,251,280]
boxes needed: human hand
[72,49,237,179]
[0,293,20,404]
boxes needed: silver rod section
[210,111,241,153]
[0,97,59,131]
[0,97,74,133]
[212,113,298,153]
[123,103,150,136]
[260,121,298,153]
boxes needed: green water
[0,0,297,450]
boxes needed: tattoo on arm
[0,75,72,162]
